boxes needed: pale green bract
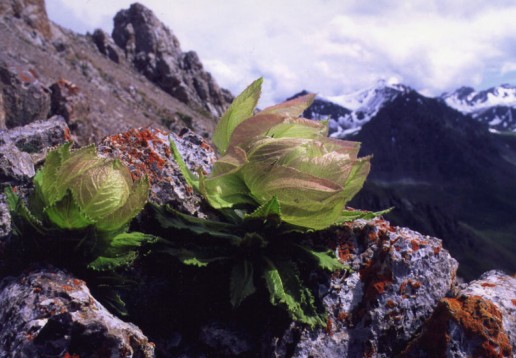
[202,80,372,230]
[34,142,149,232]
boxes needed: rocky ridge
[0,0,229,144]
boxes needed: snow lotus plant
[5,142,155,274]
[162,78,386,327]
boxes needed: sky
[46,0,516,107]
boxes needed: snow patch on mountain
[442,84,516,131]
[323,79,411,138]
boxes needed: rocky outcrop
[0,267,155,357]
[91,29,122,64]
[281,219,458,357]
[112,3,233,117]
[0,0,52,39]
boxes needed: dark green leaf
[296,245,344,271]
[263,258,324,328]
[153,204,242,242]
[230,260,256,307]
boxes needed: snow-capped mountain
[324,79,411,137]
[442,84,516,132]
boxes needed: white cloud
[45,0,516,106]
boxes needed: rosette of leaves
[5,143,155,311]
[161,78,388,326]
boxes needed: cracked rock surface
[0,267,155,357]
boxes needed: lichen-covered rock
[286,218,458,357]
[402,270,515,357]
[99,127,216,216]
[112,3,233,116]
[0,267,155,357]
[461,271,516,352]
[0,55,51,128]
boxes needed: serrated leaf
[213,77,263,154]
[95,177,149,232]
[88,232,158,271]
[340,156,371,201]
[245,196,281,222]
[153,204,242,242]
[44,192,95,230]
[230,260,256,307]
[34,142,72,206]
[161,246,229,267]
[296,245,344,271]
[88,251,139,271]
[4,186,47,234]
[337,207,393,223]
[263,258,324,328]
[71,161,131,221]
[259,93,316,118]
[53,144,103,204]
[169,136,199,191]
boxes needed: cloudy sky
[46,0,516,106]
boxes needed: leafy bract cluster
[202,78,372,230]
[164,79,385,327]
[32,142,149,233]
[5,143,155,279]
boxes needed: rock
[0,267,155,357]
[98,127,216,216]
[0,116,72,163]
[285,218,458,357]
[0,55,51,128]
[0,194,10,240]
[0,143,35,184]
[199,321,255,356]
[0,0,52,39]
[91,29,122,64]
[461,271,516,352]
[402,270,515,357]
[49,79,91,133]
[112,3,232,116]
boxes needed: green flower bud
[34,143,149,232]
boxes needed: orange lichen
[386,300,396,308]
[481,282,496,288]
[511,299,516,307]
[433,246,441,255]
[102,128,170,182]
[337,311,348,321]
[410,240,420,251]
[62,285,74,292]
[325,318,333,336]
[401,296,512,357]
